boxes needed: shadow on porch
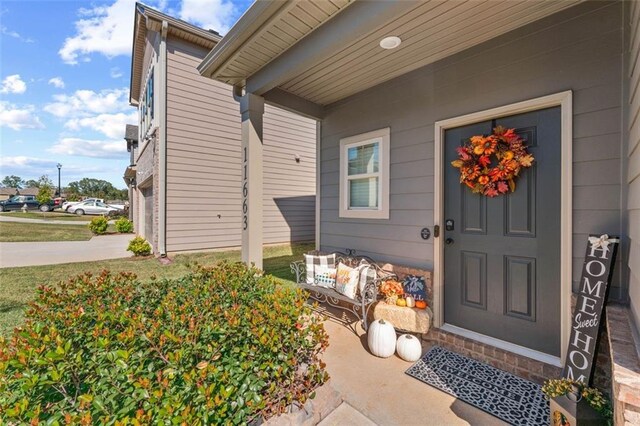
[315,303,506,425]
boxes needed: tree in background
[22,176,53,189]
[35,176,54,205]
[67,178,128,200]
[1,175,25,188]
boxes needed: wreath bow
[451,126,534,197]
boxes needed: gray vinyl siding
[319,1,627,300]
[627,0,640,327]
[165,36,316,252]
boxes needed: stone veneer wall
[605,304,640,425]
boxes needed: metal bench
[290,251,396,331]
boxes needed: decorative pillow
[358,264,377,296]
[403,275,427,301]
[314,266,337,288]
[304,253,336,285]
[335,262,360,299]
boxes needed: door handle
[445,238,454,245]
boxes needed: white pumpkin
[396,334,422,362]
[405,296,415,308]
[367,319,396,358]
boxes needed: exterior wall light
[380,36,401,49]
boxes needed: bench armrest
[290,261,306,284]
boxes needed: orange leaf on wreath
[450,127,534,197]
[478,155,491,168]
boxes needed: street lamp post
[56,163,62,197]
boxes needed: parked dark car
[0,195,54,212]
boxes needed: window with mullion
[339,128,390,219]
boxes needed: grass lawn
[0,211,94,221]
[0,242,313,336]
[0,221,118,242]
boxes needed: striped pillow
[358,264,377,296]
[304,253,336,285]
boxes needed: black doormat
[405,346,549,426]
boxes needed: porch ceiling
[198,0,353,85]
[199,0,581,108]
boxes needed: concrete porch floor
[318,305,507,426]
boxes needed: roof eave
[129,3,223,105]
[197,1,289,81]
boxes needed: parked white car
[62,198,104,212]
[66,200,121,216]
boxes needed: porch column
[238,92,264,269]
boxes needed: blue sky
[0,0,252,189]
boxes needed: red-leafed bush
[0,262,329,424]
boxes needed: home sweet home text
[562,234,619,385]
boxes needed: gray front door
[444,107,561,357]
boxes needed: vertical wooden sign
[562,234,619,385]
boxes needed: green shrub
[127,236,151,256]
[542,378,612,424]
[87,216,108,235]
[0,263,328,424]
[115,217,134,233]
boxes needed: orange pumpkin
[415,300,427,309]
[396,298,407,307]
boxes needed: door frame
[433,90,572,366]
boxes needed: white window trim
[339,127,390,219]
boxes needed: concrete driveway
[0,234,131,268]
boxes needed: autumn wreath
[450,126,534,197]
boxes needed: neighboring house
[0,188,18,201]
[17,187,40,197]
[126,4,317,255]
[1,187,58,201]
[197,0,640,419]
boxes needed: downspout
[233,84,243,102]
[158,20,168,257]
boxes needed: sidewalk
[0,234,131,268]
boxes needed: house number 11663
[242,147,248,230]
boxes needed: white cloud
[65,111,138,139]
[0,156,110,181]
[0,102,44,131]
[49,138,127,159]
[1,26,34,43]
[58,0,237,65]
[48,77,65,89]
[44,88,129,118]
[178,0,236,34]
[59,0,136,64]
[0,156,58,170]
[110,67,123,78]
[0,74,27,94]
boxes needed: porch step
[317,402,377,426]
